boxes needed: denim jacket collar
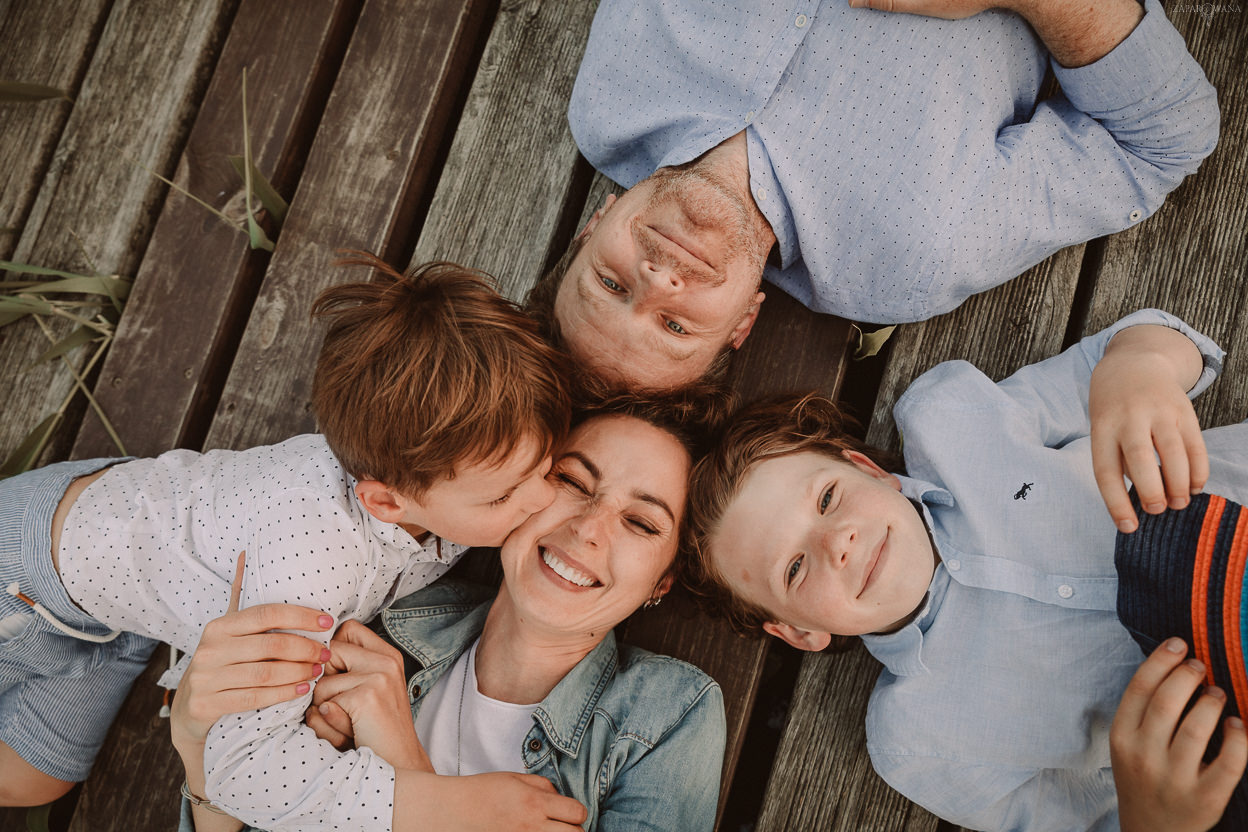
[379,579,620,759]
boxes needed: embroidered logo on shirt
[1014,482,1034,500]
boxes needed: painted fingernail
[317,615,334,629]
[1164,637,1186,653]
[1186,658,1206,673]
[296,683,310,695]
[314,663,323,675]
[1206,686,1226,700]
[320,648,332,662]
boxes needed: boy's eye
[786,554,804,587]
[599,274,625,293]
[819,486,834,513]
[665,319,687,335]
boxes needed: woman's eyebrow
[562,451,600,480]
[633,491,675,525]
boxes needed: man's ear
[762,621,833,652]
[728,291,766,350]
[354,480,409,524]
[576,193,617,241]
[842,449,901,491]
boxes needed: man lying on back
[528,0,1218,389]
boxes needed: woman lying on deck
[170,397,727,832]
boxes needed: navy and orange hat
[1116,489,1248,830]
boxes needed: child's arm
[1111,638,1247,832]
[1089,323,1207,532]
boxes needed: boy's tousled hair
[312,253,572,498]
[684,392,902,638]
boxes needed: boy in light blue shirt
[686,309,1246,830]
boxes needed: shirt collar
[859,474,952,677]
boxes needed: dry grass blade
[239,68,275,252]
[0,81,70,102]
[126,155,246,238]
[228,155,288,225]
[0,260,105,281]
[0,412,61,479]
[29,325,101,367]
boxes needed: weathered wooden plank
[0,0,240,466]
[409,0,599,299]
[1083,4,1248,429]
[203,0,491,453]
[757,645,942,832]
[72,0,361,460]
[0,0,111,261]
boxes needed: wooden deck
[0,1,1244,830]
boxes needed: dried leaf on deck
[0,81,70,102]
[0,412,61,479]
[29,325,101,367]
[851,324,897,360]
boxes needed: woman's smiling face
[500,414,691,637]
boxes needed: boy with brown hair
[685,309,1247,831]
[0,256,571,829]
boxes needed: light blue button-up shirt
[860,310,1245,830]
[570,1,1219,324]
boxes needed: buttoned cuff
[1053,0,1195,115]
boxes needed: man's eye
[819,486,834,513]
[665,319,687,335]
[787,554,804,587]
[600,275,625,293]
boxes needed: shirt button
[756,188,767,202]
[746,109,755,122]
[528,739,542,752]
[795,13,808,27]
[945,559,961,571]
[1128,209,1143,222]
[1057,585,1074,599]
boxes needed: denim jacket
[180,578,726,832]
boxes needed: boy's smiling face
[709,450,938,649]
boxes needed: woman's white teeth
[542,549,597,587]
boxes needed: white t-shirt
[414,640,537,776]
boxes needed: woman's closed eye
[786,554,804,587]
[626,516,660,536]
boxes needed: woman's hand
[170,552,334,754]
[1111,638,1247,832]
[1090,324,1207,533]
[307,619,433,772]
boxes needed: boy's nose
[818,525,855,568]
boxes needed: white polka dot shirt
[58,434,466,831]
[569,0,1219,324]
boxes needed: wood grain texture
[1084,3,1248,429]
[758,646,942,832]
[72,0,360,460]
[0,0,110,260]
[204,0,489,452]
[0,0,239,464]
[409,0,599,299]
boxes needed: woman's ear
[354,480,408,524]
[653,572,675,599]
[762,621,833,652]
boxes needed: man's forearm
[1007,0,1145,67]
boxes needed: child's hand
[1089,325,1207,532]
[1110,638,1247,832]
[309,619,433,772]
[171,552,334,752]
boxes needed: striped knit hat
[1115,489,1248,830]
[1115,490,1248,718]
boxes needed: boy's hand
[1090,325,1206,533]
[310,619,433,772]
[1111,638,1247,832]
[398,770,587,832]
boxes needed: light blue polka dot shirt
[569,0,1219,324]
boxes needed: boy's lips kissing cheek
[539,544,602,591]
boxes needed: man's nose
[637,258,685,299]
